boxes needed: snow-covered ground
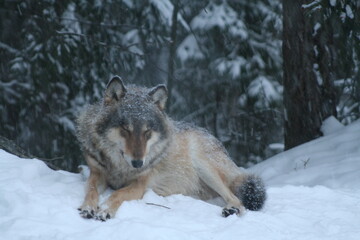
[1,118,360,240]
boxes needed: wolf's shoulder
[171,120,228,154]
[173,120,195,131]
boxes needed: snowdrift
[0,119,360,239]
[251,117,360,189]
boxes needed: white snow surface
[176,35,205,62]
[251,119,360,190]
[330,0,337,7]
[248,76,282,105]
[190,2,247,39]
[1,119,360,239]
[345,5,354,19]
[320,115,345,136]
[149,0,189,31]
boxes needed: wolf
[77,76,266,221]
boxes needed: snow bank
[251,119,360,189]
[320,115,345,136]
[1,119,360,239]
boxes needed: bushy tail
[235,174,266,211]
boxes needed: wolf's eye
[144,130,152,140]
[120,125,130,137]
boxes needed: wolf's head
[98,76,169,169]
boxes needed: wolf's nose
[131,160,143,168]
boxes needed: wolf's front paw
[94,208,114,222]
[78,205,98,219]
[222,207,243,217]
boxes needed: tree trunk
[166,1,179,111]
[283,0,337,150]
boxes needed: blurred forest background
[0,0,359,172]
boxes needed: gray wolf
[77,76,266,221]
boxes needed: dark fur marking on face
[95,111,115,136]
[96,110,129,136]
[96,121,108,136]
[145,113,168,139]
[99,151,111,166]
[86,151,106,169]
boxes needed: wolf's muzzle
[131,160,143,168]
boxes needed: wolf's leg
[195,159,245,217]
[78,156,106,219]
[95,175,149,221]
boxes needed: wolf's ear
[148,84,168,110]
[104,76,127,104]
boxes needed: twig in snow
[302,158,310,169]
[146,202,171,209]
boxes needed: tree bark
[283,0,337,150]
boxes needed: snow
[302,0,321,10]
[58,116,76,132]
[213,56,247,78]
[190,2,247,39]
[123,0,189,31]
[268,143,284,151]
[149,0,190,31]
[0,42,21,55]
[176,35,205,62]
[313,22,321,36]
[340,12,347,23]
[320,116,345,136]
[345,5,354,19]
[246,76,282,108]
[122,30,144,56]
[313,63,323,85]
[251,118,360,189]
[61,3,81,36]
[1,119,360,239]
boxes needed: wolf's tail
[234,174,266,211]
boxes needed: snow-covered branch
[0,42,20,55]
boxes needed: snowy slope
[1,120,360,240]
[251,118,360,189]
